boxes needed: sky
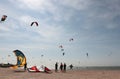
[0,0,120,69]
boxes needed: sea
[67,66,120,70]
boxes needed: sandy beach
[0,68,120,79]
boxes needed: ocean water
[67,66,120,70]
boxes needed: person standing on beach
[69,64,73,70]
[60,63,63,71]
[55,62,58,72]
[24,63,27,71]
[63,63,67,72]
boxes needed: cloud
[9,0,55,12]
[1,0,119,44]
[0,0,120,67]
[6,0,120,29]
[60,0,91,10]
[19,15,34,24]
[8,0,76,22]
[17,14,65,39]
[0,24,11,32]
[71,0,120,30]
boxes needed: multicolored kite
[11,50,26,69]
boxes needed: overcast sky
[0,0,120,68]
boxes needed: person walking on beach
[55,62,58,72]
[63,63,67,72]
[60,63,63,72]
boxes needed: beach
[0,68,120,79]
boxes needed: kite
[41,55,44,57]
[69,38,74,41]
[10,50,26,69]
[1,15,7,21]
[59,45,63,48]
[86,53,88,57]
[62,52,65,56]
[8,55,10,57]
[28,66,40,72]
[31,22,38,26]
[27,66,52,73]
[61,49,64,51]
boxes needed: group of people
[55,62,67,72]
[24,62,73,73]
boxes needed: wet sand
[0,68,120,79]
